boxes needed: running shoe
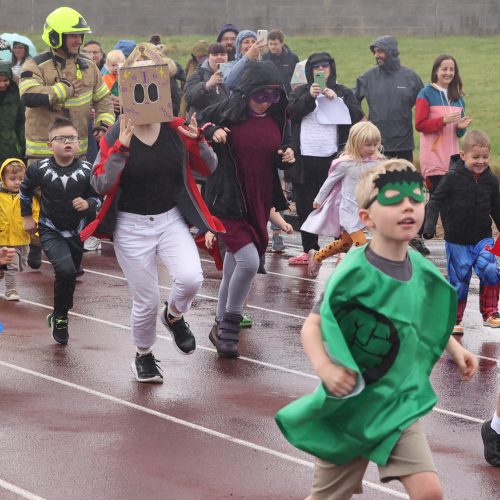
[288,252,308,265]
[161,304,196,354]
[83,236,102,251]
[409,237,430,256]
[481,419,500,466]
[452,324,464,335]
[307,249,322,279]
[47,313,69,344]
[131,352,163,383]
[484,312,500,328]
[240,314,253,328]
[5,289,20,301]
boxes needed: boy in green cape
[276,159,478,499]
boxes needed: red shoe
[288,252,308,265]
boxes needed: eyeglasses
[311,62,330,70]
[50,135,80,143]
[249,88,281,104]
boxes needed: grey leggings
[216,243,260,320]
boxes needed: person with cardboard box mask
[83,43,224,383]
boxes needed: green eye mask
[366,168,424,208]
[377,181,425,206]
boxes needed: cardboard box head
[119,43,173,125]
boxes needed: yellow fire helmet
[42,7,92,49]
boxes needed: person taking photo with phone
[286,52,363,265]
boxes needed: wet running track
[0,236,499,499]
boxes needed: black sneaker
[28,243,42,269]
[131,352,163,383]
[47,313,69,344]
[409,237,431,256]
[481,419,500,466]
[160,305,196,355]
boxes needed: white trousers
[114,207,203,349]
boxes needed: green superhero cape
[275,245,457,466]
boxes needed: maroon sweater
[220,114,282,256]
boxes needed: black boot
[214,312,242,358]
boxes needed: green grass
[29,34,500,170]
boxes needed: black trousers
[40,225,83,318]
[293,154,335,253]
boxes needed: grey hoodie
[355,36,423,152]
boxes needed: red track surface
[1,239,499,499]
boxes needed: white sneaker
[84,236,102,251]
[5,289,20,301]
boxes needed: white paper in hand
[316,94,352,125]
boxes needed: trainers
[160,305,196,354]
[272,233,286,253]
[481,419,500,466]
[240,314,252,328]
[307,249,322,278]
[47,313,69,344]
[452,324,464,335]
[83,236,102,251]
[27,243,42,269]
[5,289,20,301]
[288,252,309,265]
[131,352,163,383]
[484,312,500,328]
[409,237,430,256]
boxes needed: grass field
[29,34,500,169]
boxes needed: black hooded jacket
[201,61,293,219]
[423,155,500,245]
[285,52,363,184]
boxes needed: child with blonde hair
[102,49,125,116]
[0,158,39,300]
[302,121,385,278]
[277,159,477,500]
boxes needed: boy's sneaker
[240,314,252,328]
[484,312,500,328]
[307,249,322,279]
[27,243,42,269]
[481,419,500,466]
[160,305,196,355]
[409,237,430,256]
[5,289,20,301]
[288,252,308,265]
[272,233,286,253]
[47,313,69,344]
[131,352,163,383]
[83,236,102,251]
[452,323,464,335]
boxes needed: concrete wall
[1,0,499,37]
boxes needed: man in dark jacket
[355,35,423,161]
[286,52,363,264]
[262,29,299,94]
[355,35,427,254]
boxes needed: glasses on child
[311,62,330,70]
[249,88,281,104]
[50,135,80,143]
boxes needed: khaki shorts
[310,421,437,500]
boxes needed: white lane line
[0,360,408,499]
[0,479,46,500]
[16,299,491,423]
